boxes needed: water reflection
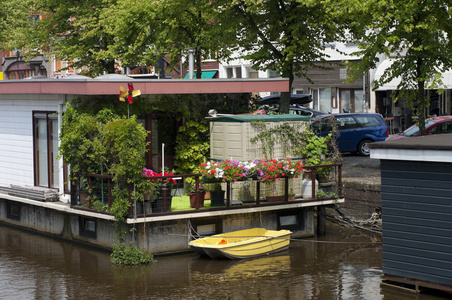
[0,223,448,299]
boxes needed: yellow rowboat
[189,228,292,259]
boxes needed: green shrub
[110,242,154,265]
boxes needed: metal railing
[70,163,342,216]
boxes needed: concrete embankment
[331,155,382,222]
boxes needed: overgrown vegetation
[250,117,342,170]
[174,119,210,187]
[59,101,155,265]
[111,242,154,266]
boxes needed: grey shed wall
[380,159,452,286]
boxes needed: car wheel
[357,139,372,156]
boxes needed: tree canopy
[347,0,452,134]
[101,0,231,78]
[0,0,32,50]
[215,0,344,112]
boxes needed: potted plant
[187,185,206,208]
[255,158,302,201]
[200,159,258,182]
[142,168,176,212]
[206,182,225,206]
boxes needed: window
[336,116,358,130]
[79,217,97,238]
[190,218,222,237]
[438,122,452,134]
[6,201,20,221]
[340,89,365,113]
[312,89,332,113]
[235,67,242,78]
[268,70,279,78]
[226,67,233,78]
[277,210,305,231]
[355,116,381,127]
[33,112,59,189]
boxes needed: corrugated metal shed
[370,134,452,293]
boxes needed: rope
[315,205,383,234]
[175,232,381,245]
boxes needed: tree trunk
[416,58,427,136]
[279,66,294,114]
[417,80,427,136]
[196,48,202,79]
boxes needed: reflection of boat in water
[189,228,291,259]
[224,255,290,277]
[189,255,291,282]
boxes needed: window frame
[32,111,59,189]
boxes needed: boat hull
[189,228,292,259]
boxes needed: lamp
[208,109,217,117]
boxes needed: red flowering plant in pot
[142,168,177,201]
[256,158,304,201]
[256,158,303,183]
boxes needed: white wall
[0,94,66,190]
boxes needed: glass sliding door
[319,89,332,113]
[340,90,352,112]
[312,89,332,113]
[354,90,365,113]
[340,89,366,113]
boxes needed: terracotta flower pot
[189,192,205,208]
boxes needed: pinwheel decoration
[119,83,141,104]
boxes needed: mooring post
[317,206,327,235]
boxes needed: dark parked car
[265,104,326,118]
[257,94,312,105]
[312,113,389,156]
[386,115,452,141]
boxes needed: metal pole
[188,49,195,79]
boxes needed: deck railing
[71,163,342,216]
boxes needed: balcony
[71,163,343,217]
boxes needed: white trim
[127,199,344,224]
[0,192,115,220]
[370,148,452,163]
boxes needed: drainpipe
[188,48,195,79]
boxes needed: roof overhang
[374,59,452,91]
[0,77,289,95]
[370,133,452,162]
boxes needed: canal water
[0,222,448,300]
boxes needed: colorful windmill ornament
[119,83,141,104]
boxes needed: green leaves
[346,0,452,133]
[110,242,154,265]
[174,119,209,186]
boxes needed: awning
[184,70,217,79]
[374,59,452,90]
[374,59,401,91]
